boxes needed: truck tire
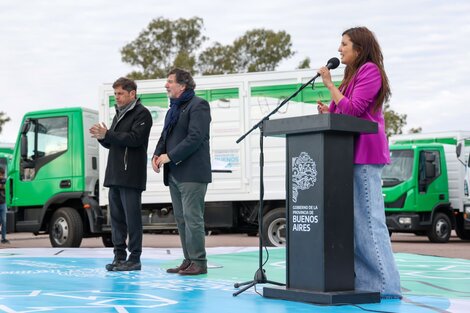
[102,233,114,247]
[427,212,451,243]
[455,215,470,240]
[49,207,83,248]
[262,207,286,247]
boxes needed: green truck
[4,69,342,247]
[4,108,101,247]
[383,132,470,243]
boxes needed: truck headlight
[398,217,412,225]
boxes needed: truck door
[13,116,71,207]
[415,150,444,212]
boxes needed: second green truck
[383,132,470,243]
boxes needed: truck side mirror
[456,143,462,158]
[20,134,28,160]
[21,119,31,134]
[20,134,35,171]
[20,119,32,160]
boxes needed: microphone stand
[233,74,320,297]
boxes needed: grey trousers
[109,187,143,262]
[168,174,208,267]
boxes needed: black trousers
[108,187,143,262]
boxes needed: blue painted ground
[0,248,469,312]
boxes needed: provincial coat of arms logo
[292,152,317,203]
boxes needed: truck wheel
[455,215,470,240]
[49,207,83,248]
[101,233,114,247]
[262,207,286,247]
[427,212,451,243]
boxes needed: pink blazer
[329,62,390,164]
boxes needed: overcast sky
[1,0,469,143]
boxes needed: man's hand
[152,154,171,173]
[151,155,160,173]
[89,122,108,140]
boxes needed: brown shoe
[178,262,207,275]
[166,259,191,274]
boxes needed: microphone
[312,57,341,80]
[326,57,340,70]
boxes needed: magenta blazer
[329,62,390,164]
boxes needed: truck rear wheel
[427,212,451,243]
[262,207,286,247]
[49,207,83,248]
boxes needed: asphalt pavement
[1,231,470,260]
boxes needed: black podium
[262,114,381,305]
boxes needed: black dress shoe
[105,259,126,271]
[178,262,207,275]
[166,259,191,273]
[113,260,142,271]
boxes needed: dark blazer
[154,95,212,186]
[99,99,153,190]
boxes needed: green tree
[120,17,207,79]
[198,29,295,74]
[0,112,10,134]
[197,43,236,75]
[297,57,311,69]
[231,29,295,73]
[384,103,407,138]
[408,127,422,134]
[121,17,296,78]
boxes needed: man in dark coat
[90,77,152,271]
[152,68,211,275]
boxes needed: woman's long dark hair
[341,27,391,113]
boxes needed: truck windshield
[382,149,414,187]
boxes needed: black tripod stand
[233,123,284,296]
[233,74,320,297]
